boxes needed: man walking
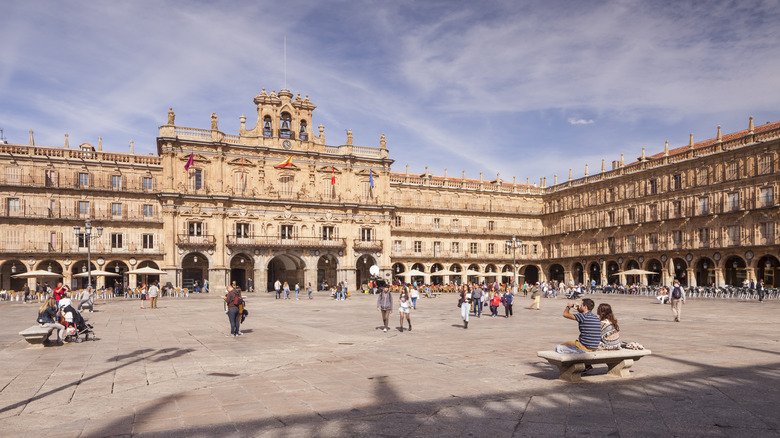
[376,286,393,332]
[472,285,483,317]
[757,279,765,303]
[148,281,159,309]
[274,279,281,299]
[670,280,686,322]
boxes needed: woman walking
[460,288,471,329]
[224,286,243,336]
[529,282,541,310]
[283,282,290,300]
[399,289,412,332]
[307,282,313,299]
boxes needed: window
[322,178,335,200]
[234,171,247,193]
[521,244,527,256]
[433,241,441,256]
[78,172,89,187]
[7,198,19,214]
[452,218,459,232]
[111,175,122,189]
[504,242,511,255]
[142,177,153,190]
[649,203,658,221]
[760,187,774,206]
[672,201,682,218]
[78,201,90,215]
[322,226,335,241]
[452,242,460,253]
[236,223,250,238]
[672,230,682,247]
[626,184,635,198]
[533,244,538,255]
[608,211,615,225]
[394,216,402,227]
[728,193,739,211]
[142,234,154,249]
[488,243,495,254]
[648,233,658,248]
[433,218,440,230]
[698,228,710,247]
[111,233,123,249]
[188,222,203,236]
[759,222,774,243]
[488,220,494,231]
[758,154,773,175]
[279,175,293,198]
[626,235,636,252]
[192,169,203,190]
[111,203,122,216]
[393,240,403,252]
[727,225,740,246]
[143,204,154,217]
[627,208,636,222]
[361,228,373,241]
[414,241,422,253]
[5,167,20,184]
[45,170,57,187]
[607,237,616,253]
[647,179,658,195]
[467,242,477,254]
[697,169,709,186]
[726,161,739,180]
[698,197,709,215]
[361,181,372,200]
[281,225,294,239]
[673,174,682,190]
[77,233,87,248]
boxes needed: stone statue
[211,112,218,130]
[380,133,386,148]
[346,129,353,145]
[168,108,175,125]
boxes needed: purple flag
[184,153,194,171]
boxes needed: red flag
[275,155,293,168]
[184,153,194,171]
[331,166,335,185]
[240,157,245,179]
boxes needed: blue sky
[2,0,779,185]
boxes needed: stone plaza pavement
[0,291,778,437]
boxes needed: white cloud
[568,118,594,125]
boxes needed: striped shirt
[574,311,601,350]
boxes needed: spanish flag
[331,166,336,185]
[275,155,293,168]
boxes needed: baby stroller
[60,303,96,342]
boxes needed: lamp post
[74,219,102,290]
[506,235,522,293]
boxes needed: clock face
[283,140,292,150]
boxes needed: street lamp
[74,219,102,290]
[506,235,522,293]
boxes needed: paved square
[1,292,778,437]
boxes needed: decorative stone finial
[211,113,218,130]
[688,133,693,147]
[463,170,466,180]
[749,116,754,133]
[240,115,246,128]
[65,133,69,148]
[601,158,605,172]
[346,129,353,145]
[526,177,530,185]
[620,153,624,166]
[405,164,409,175]
[585,163,589,176]
[29,130,34,146]
[513,176,516,185]
[167,108,175,125]
[568,168,573,180]
[716,125,722,141]
[641,147,646,160]
[380,133,386,148]
[479,172,483,183]
[554,174,558,185]
[130,140,134,154]
[664,141,669,156]
[444,168,448,178]
[98,137,102,151]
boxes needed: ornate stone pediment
[354,213,378,224]
[315,210,342,223]
[227,157,257,168]
[180,153,210,164]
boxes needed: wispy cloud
[568,118,594,125]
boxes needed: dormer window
[263,116,272,137]
[280,112,292,139]
[299,120,308,141]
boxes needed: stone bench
[537,349,652,383]
[19,325,56,346]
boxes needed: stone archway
[572,262,584,285]
[548,264,565,283]
[230,253,254,291]
[672,258,688,286]
[267,253,305,292]
[522,265,539,285]
[356,254,376,289]
[430,263,445,285]
[606,261,620,284]
[724,256,747,286]
[1,260,28,291]
[696,257,715,287]
[757,255,780,287]
[182,252,209,292]
[645,259,663,285]
[319,255,339,290]
[588,262,601,286]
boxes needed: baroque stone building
[1,90,778,293]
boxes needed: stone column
[661,268,670,287]
[600,260,607,286]
[745,267,756,283]
[254,261,265,293]
[304,267,317,293]
[687,268,697,287]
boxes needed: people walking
[376,286,393,332]
[410,285,419,309]
[399,289,412,332]
[307,282,313,299]
[224,286,243,336]
[295,282,300,300]
[757,279,765,303]
[140,283,147,309]
[669,280,685,322]
[274,280,281,299]
[148,282,159,309]
[529,282,541,310]
[503,289,514,318]
[283,282,290,299]
[472,286,483,317]
[460,288,471,328]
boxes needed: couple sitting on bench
[554,298,621,373]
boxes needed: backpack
[671,286,682,299]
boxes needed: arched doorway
[106,260,129,294]
[484,264,498,285]
[548,264,564,283]
[71,260,97,289]
[588,262,601,286]
[466,264,480,284]
[410,262,425,285]
[572,262,584,285]
[356,254,376,288]
[137,261,162,287]
[182,252,209,291]
[230,253,254,291]
[672,258,688,286]
[267,254,304,291]
[34,260,64,291]
[724,256,747,286]
[1,260,28,291]
[522,265,539,285]
[449,264,463,284]
[758,255,779,287]
[501,264,514,285]
[607,261,620,284]
[624,260,640,285]
[645,259,663,285]
[430,263,444,285]
[392,263,405,284]
[319,255,339,290]
[696,257,715,287]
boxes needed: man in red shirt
[53,282,66,304]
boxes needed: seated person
[656,286,669,304]
[555,298,600,354]
[596,303,621,350]
[37,297,65,345]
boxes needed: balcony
[226,235,346,249]
[177,234,217,248]
[0,205,162,223]
[0,238,164,255]
[353,239,383,251]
